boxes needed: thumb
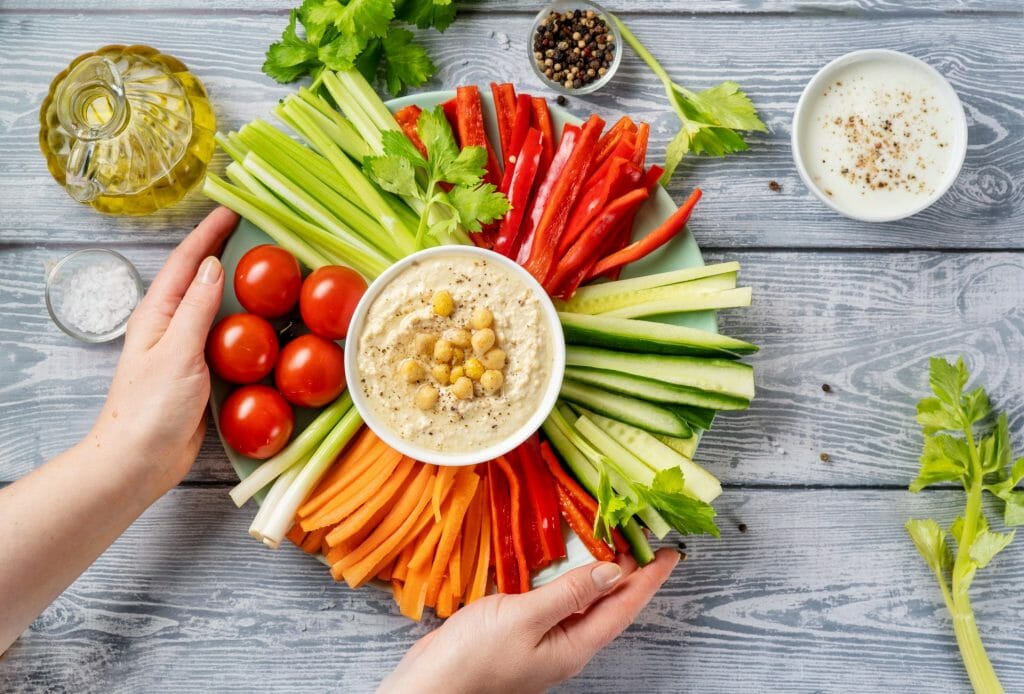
[165,256,224,347]
[516,561,624,635]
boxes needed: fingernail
[198,256,222,284]
[591,563,622,591]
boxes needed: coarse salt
[59,261,139,335]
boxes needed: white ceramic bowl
[344,246,565,467]
[791,48,968,223]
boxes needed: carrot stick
[433,465,458,523]
[426,470,480,606]
[392,579,404,606]
[300,447,404,530]
[300,526,329,554]
[286,524,308,548]
[298,430,388,518]
[467,481,492,604]
[448,530,463,601]
[392,527,422,583]
[325,543,347,566]
[459,485,484,593]
[324,457,417,546]
[409,515,445,570]
[377,555,397,582]
[400,558,431,621]
[435,573,456,618]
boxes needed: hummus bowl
[345,246,566,466]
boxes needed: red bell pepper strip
[631,122,650,168]
[512,449,548,572]
[488,460,524,594]
[522,114,605,283]
[493,128,544,257]
[441,98,459,143]
[588,188,702,280]
[515,123,579,265]
[492,456,531,592]
[498,95,535,193]
[530,96,555,179]
[517,435,566,565]
[490,82,517,161]
[594,116,637,166]
[456,85,503,185]
[547,188,649,296]
[556,485,616,562]
[540,443,629,554]
[643,164,665,190]
[394,105,427,157]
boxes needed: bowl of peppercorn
[530,1,621,95]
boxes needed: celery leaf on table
[635,467,719,537]
[906,357,1024,693]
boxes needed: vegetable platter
[205,69,758,622]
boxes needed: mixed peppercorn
[533,8,615,90]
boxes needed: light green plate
[210,89,711,585]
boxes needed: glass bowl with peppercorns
[530,1,622,96]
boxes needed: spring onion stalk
[249,459,305,541]
[258,405,364,549]
[205,173,332,269]
[229,393,352,507]
[241,152,395,267]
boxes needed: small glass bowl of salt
[45,249,145,343]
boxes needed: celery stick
[204,174,332,270]
[294,89,370,160]
[326,70,401,135]
[215,131,246,164]
[259,406,364,548]
[249,460,304,541]
[229,393,351,507]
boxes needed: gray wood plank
[2,245,1021,487]
[1,487,1021,693]
[1,13,1021,248]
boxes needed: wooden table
[2,1,1022,691]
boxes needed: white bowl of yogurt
[345,246,565,467]
[792,49,967,223]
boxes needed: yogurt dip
[793,50,967,222]
[353,249,557,459]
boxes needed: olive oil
[39,44,216,215]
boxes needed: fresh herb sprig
[263,0,458,96]
[906,357,1024,693]
[363,106,509,245]
[610,14,767,186]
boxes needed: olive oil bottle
[39,44,216,215]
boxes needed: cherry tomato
[299,266,367,340]
[275,334,346,407]
[219,385,293,459]
[207,313,279,384]
[234,244,302,318]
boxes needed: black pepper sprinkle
[768,180,781,192]
[821,383,832,393]
[532,9,615,90]
[556,94,568,106]
[738,523,748,533]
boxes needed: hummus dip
[356,253,553,454]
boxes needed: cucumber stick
[567,272,737,315]
[566,346,756,400]
[656,433,699,459]
[559,312,757,358]
[603,287,752,319]
[584,411,721,503]
[563,365,749,410]
[560,380,693,438]
[564,261,741,311]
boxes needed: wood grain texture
[2,487,1022,693]
[1,12,1022,248]
[2,246,1021,486]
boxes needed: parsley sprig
[363,106,509,245]
[906,357,1023,693]
[263,0,458,96]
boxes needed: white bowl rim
[344,246,566,467]
[790,48,968,223]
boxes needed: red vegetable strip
[517,435,566,565]
[488,460,521,594]
[505,95,533,173]
[394,104,427,157]
[530,96,555,178]
[456,85,502,185]
[643,164,665,190]
[515,124,579,264]
[493,128,543,257]
[588,188,702,279]
[594,116,636,166]
[556,485,616,562]
[631,122,650,168]
[510,447,547,571]
[540,442,628,553]
[490,82,517,160]
[494,455,532,591]
[441,98,459,143]
[559,156,631,255]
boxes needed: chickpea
[451,376,474,400]
[432,290,454,317]
[432,363,451,384]
[464,357,485,381]
[471,307,493,330]
[481,348,506,371]
[433,338,453,363]
[480,369,504,394]
[471,328,496,355]
[414,332,437,357]
[444,328,471,348]
[414,384,439,410]
[449,365,465,384]
[451,347,465,365]
[400,358,425,384]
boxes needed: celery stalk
[325,70,401,136]
[294,88,370,160]
[215,131,247,164]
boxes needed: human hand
[379,548,681,694]
[87,207,238,497]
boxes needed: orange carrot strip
[298,432,388,518]
[300,526,329,554]
[459,485,484,593]
[300,447,404,530]
[377,554,397,582]
[435,573,456,618]
[392,526,422,583]
[433,466,458,523]
[324,457,417,546]
[392,579,404,605]
[467,482,492,604]
[426,470,480,606]
[400,558,431,621]
[325,543,346,567]
[409,516,445,570]
[448,530,463,601]
[286,524,308,548]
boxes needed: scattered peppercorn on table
[2,2,1024,692]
